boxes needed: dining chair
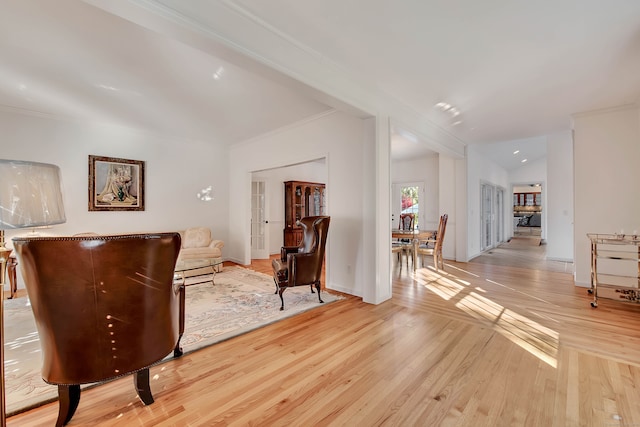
[398,213,415,262]
[392,214,412,266]
[417,214,448,270]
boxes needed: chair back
[435,214,448,250]
[399,213,415,230]
[13,233,182,385]
[291,216,330,286]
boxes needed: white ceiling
[2,0,640,169]
[0,0,330,143]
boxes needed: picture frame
[88,155,145,211]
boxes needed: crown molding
[572,103,639,119]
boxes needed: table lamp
[0,159,66,426]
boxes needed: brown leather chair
[272,216,330,311]
[13,233,183,427]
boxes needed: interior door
[496,187,504,243]
[251,180,269,259]
[481,183,494,251]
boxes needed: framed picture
[88,155,145,211]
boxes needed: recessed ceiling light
[452,120,463,126]
[97,84,120,92]
[513,150,520,155]
[212,66,225,80]
[521,159,528,163]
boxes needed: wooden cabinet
[513,192,540,207]
[283,181,325,246]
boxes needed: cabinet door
[311,186,324,215]
[285,183,293,228]
[295,184,304,223]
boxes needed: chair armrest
[208,239,224,250]
[287,252,319,284]
[281,245,300,261]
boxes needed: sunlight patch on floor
[415,268,559,368]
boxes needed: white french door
[251,180,269,259]
[481,183,505,251]
[481,183,494,252]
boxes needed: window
[401,186,419,229]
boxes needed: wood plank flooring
[8,246,640,426]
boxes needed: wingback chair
[12,233,183,427]
[272,216,330,311]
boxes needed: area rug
[3,266,342,415]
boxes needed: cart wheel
[590,301,598,308]
[587,289,593,294]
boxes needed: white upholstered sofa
[177,227,224,272]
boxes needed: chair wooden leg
[315,282,324,304]
[310,284,315,294]
[278,286,286,311]
[134,368,154,405]
[56,384,80,427]
[174,283,185,357]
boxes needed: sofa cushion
[182,227,211,249]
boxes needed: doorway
[251,158,328,259]
[513,183,543,239]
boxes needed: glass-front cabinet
[513,192,540,206]
[283,180,326,246]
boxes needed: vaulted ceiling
[2,0,640,170]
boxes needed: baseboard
[328,283,361,298]
[545,256,574,263]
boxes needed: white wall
[546,130,574,262]
[252,160,326,254]
[228,110,375,299]
[1,109,230,288]
[573,105,640,286]
[439,154,457,261]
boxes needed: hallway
[470,236,573,274]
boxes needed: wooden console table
[587,233,640,307]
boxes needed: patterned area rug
[3,266,342,415]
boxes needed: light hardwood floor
[8,243,640,426]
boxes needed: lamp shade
[0,159,66,229]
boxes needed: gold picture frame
[88,155,145,211]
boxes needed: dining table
[392,229,436,271]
